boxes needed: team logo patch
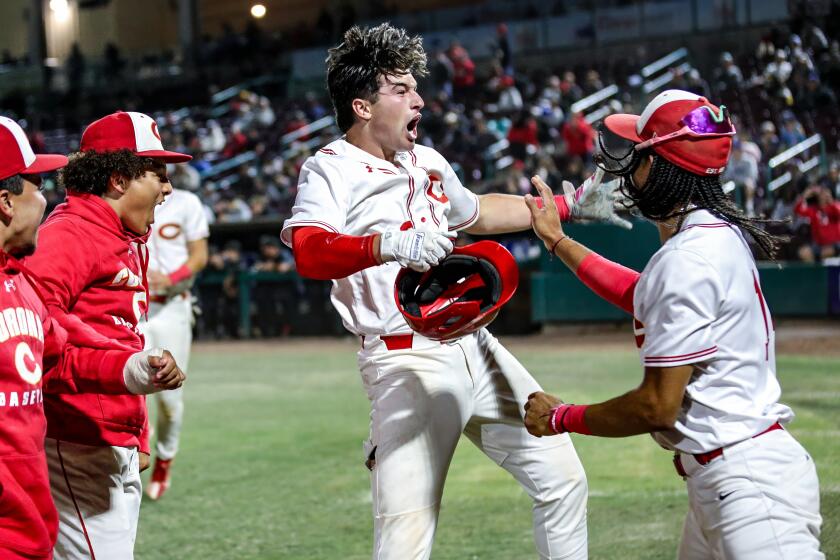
[633,317,645,348]
[150,121,162,141]
[425,173,448,203]
[159,223,182,240]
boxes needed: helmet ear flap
[394,241,519,341]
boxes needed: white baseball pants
[677,428,824,559]
[140,295,192,460]
[358,328,589,560]
[45,439,142,560]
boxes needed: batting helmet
[394,240,519,341]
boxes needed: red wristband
[168,264,192,285]
[534,194,572,222]
[549,404,591,435]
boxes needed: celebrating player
[523,90,824,559]
[282,24,629,559]
[141,166,209,501]
[0,116,185,560]
[27,111,192,559]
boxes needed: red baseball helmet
[395,240,519,341]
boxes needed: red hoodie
[0,253,134,559]
[26,193,151,453]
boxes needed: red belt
[380,334,414,351]
[673,422,783,477]
[149,291,188,304]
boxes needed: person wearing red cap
[523,90,823,559]
[0,115,185,560]
[26,111,192,560]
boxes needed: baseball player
[27,111,192,559]
[282,24,629,559]
[141,173,209,501]
[524,90,823,559]
[0,116,185,560]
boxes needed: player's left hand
[147,270,172,292]
[524,391,564,437]
[564,168,633,230]
[139,452,150,472]
[525,175,565,250]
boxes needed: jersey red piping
[644,346,718,363]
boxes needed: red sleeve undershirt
[292,227,379,280]
[575,253,640,315]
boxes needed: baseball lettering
[15,341,42,385]
[0,306,44,343]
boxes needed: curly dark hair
[326,23,428,132]
[596,133,784,259]
[0,174,24,195]
[60,149,162,195]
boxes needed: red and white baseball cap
[604,89,734,176]
[80,111,191,163]
[0,116,68,181]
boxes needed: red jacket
[26,193,151,453]
[795,199,840,246]
[0,254,133,559]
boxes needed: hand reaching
[564,168,633,230]
[525,176,566,250]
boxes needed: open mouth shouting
[407,114,421,141]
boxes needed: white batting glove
[379,228,454,272]
[563,168,633,230]
[123,348,164,395]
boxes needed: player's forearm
[43,346,135,395]
[582,391,679,437]
[292,226,379,280]
[466,193,570,235]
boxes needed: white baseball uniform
[633,209,823,559]
[282,139,588,560]
[140,188,209,460]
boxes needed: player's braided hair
[595,133,784,259]
[60,149,160,195]
[0,174,24,195]
[326,23,428,132]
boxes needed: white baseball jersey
[633,209,793,454]
[148,189,210,283]
[281,138,480,336]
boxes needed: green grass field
[135,334,840,559]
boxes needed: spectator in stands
[736,130,762,165]
[723,141,759,216]
[714,52,744,92]
[560,71,583,108]
[779,113,807,148]
[758,120,780,158]
[507,110,538,162]
[820,162,840,198]
[764,50,794,105]
[103,42,124,82]
[214,191,253,223]
[583,69,604,95]
[495,23,513,76]
[795,184,840,262]
[251,235,297,337]
[497,75,524,114]
[66,43,86,95]
[206,240,245,338]
[562,111,596,163]
[448,40,476,101]
[429,46,455,99]
[684,68,711,99]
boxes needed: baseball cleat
[146,458,173,501]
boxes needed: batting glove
[379,228,454,272]
[563,168,633,230]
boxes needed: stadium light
[250,4,266,18]
[50,0,71,22]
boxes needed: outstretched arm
[525,176,640,315]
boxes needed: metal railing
[641,48,688,79]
